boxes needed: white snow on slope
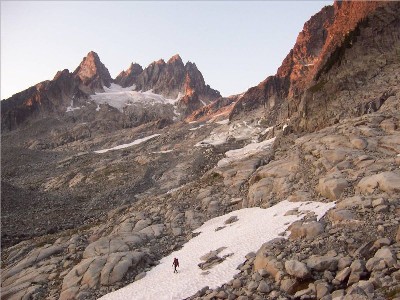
[152,150,174,154]
[90,84,182,112]
[189,124,206,131]
[94,134,161,154]
[100,200,335,300]
[196,121,268,147]
[218,137,276,167]
[66,100,81,112]
[216,119,230,125]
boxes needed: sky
[1,1,331,100]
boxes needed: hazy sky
[1,1,331,100]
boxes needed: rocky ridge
[1,53,220,131]
[229,1,399,133]
[115,54,221,116]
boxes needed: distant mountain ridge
[1,52,221,131]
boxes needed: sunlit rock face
[229,1,397,133]
[73,51,113,93]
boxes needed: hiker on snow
[173,257,179,273]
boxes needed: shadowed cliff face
[114,63,143,88]
[229,1,396,132]
[1,70,88,131]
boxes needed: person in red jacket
[172,257,179,273]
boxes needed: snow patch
[100,200,335,300]
[216,119,229,125]
[196,120,268,147]
[189,124,206,131]
[94,134,161,154]
[66,100,81,112]
[152,150,174,154]
[90,84,183,112]
[217,137,276,167]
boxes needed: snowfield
[99,200,335,300]
[94,134,161,154]
[195,121,270,147]
[90,84,182,112]
[217,137,276,167]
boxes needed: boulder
[315,281,330,299]
[357,172,400,194]
[139,224,165,238]
[337,196,371,209]
[253,255,282,278]
[289,221,324,239]
[232,278,242,289]
[328,209,355,225]
[280,277,299,294]
[374,247,396,267]
[133,219,152,232]
[334,267,351,282]
[285,260,310,279]
[338,256,353,271]
[83,237,129,258]
[306,255,338,272]
[257,280,271,293]
[350,137,368,150]
[320,149,348,165]
[100,252,145,285]
[318,177,348,200]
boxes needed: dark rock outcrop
[114,63,143,88]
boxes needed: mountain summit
[72,51,113,93]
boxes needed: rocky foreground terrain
[2,1,400,300]
[2,111,400,300]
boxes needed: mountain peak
[167,54,183,64]
[128,62,143,72]
[73,51,113,91]
[86,50,100,60]
[114,62,143,88]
